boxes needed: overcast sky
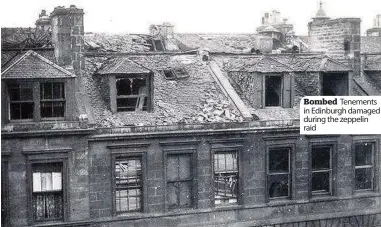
[1,0,380,35]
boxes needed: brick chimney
[50,5,84,73]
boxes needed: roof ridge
[265,55,293,71]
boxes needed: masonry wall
[86,131,381,227]
[1,133,90,226]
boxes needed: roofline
[1,50,76,78]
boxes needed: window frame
[264,74,283,107]
[266,146,292,200]
[5,79,68,123]
[161,68,189,80]
[309,144,335,196]
[40,82,66,119]
[352,140,378,193]
[163,149,197,211]
[7,82,35,121]
[112,154,144,215]
[212,148,240,206]
[27,158,68,225]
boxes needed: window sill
[267,198,292,206]
[214,204,243,211]
[352,191,380,198]
[309,195,338,202]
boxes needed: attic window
[265,75,282,107]
[8,83,34,120]
[162,69,189,80]
[344,38,351,52]
[116,76,149,112]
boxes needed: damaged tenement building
[1,3,381,227]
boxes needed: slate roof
[1,50,75,79]
[1,28,52,49]
[364,55,381,71]
[361,36,381,54]
[96,57,151,75]
[83,54,244,127]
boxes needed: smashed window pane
[268,148,290,199]
[162,69,189,80]
[214,151,238,205]
[115,158,142,213]
[265,76,282,107]
[32,163,63,222]
[40,82,65,118]
[166,154,193,209]
[355,142,374,190]
[116,77,148,112]
[8,84,34,120]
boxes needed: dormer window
[8,83,34,120]
[162,68,189,80]
[265,75,282,107]
[40,82,65,118]
[116,76,149,112]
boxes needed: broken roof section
[1,50,75,79]
[84,54,245,127]
[1,27,52,49]
[96,57,150,75]
[363,54,381,71]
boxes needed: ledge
[1,128,95,138]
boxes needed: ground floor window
[214,151,238,205]
[32,162,63,222]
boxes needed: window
[7,81,67,121]
[265,75,282,107]
[311,146,332,195]
[154,39,165,51]
[354,142,374,191]
[8,83,34,120]
[32,162,63,222]
[40,82,65,118]
[214,151,238,205]
[166,153,193,209]
[162,68,189,80]
[114,157,143,213]
[116,76,148,112]
[322,73,349,96]
[268,148,291,199]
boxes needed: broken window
[115,157,143,213]
[214,151,238,205]
[268,148,291,199]
[265,76,282,107]
[322,73,348,96]
[32,162,63,222]
[162,69,189,80]
[8,83,34,120]
[116,76,149,112]
[166,153,193,209]
[311,146,332,195]
[40,82,65,118]
[354,142,374,191]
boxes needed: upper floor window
[311,145,333,195]
[116,76,149,112]
[40,82,65,118]
[265,75,282,107]
[322,73,349,96]
[214,151,238,206]
[114,157,143,213]
[354,142,375,191]
[7,81,66,121]
[8,83,34,120]
[267,147,291,199]
[32,162,63,222]
[166,153,194,210]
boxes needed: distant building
[1,3,381,227]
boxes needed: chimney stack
[35,9,51,31]
[50,5,85,73]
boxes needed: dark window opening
[40,82,65,118]
[154,39,165,51]
[322,73,348,96]
[166,154,193,209]
[162,69,189,80]
[311,146,332,195]
[344,40,351,52]
[214,151,238,205]
[268,148,290,199]
[116,77,149,112]
[8,84,34,120]
[115,157,142,213]
[32,162,63,222]
[354,142,374,190]
[265,76,282,107]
